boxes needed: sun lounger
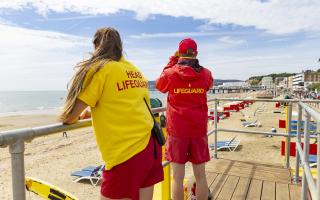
[71,165,104,186]
[289,130,313,135]
[309,155,317,163]
[291,124,317,131]
[242,120,261,127]
[289,125,317,135]
[209,137,241,152]
[307,155,318,168]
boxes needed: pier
[209,86,265,94]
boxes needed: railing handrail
[299,101,320,122]
[209,130,318,139]
[208,97,320,103]
[294,102,320,200]
[0,107,167,147]
[0,119,92,147]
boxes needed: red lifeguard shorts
[101,136,164,200]
[165,134,210,164]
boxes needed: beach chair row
[207,111,230,122]
[278,119,318,134]
[223,100,254,112]
[208,100,254,122]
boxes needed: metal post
[286,103,292,168]
[9,140,26,200]
[301,112,310,200]
[158,113,170,200]
[213,100,218,159]
[161,164,171,200]
[294,104,302,183]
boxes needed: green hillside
[248,73,296,82]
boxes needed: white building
[292,73,304,91]
[292,70,320,91]
[277,77,288,88]
[261,76,274,89]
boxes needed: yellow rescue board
[25,177,78,200]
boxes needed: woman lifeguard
[59,27,163,200]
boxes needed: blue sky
[0,0,320,90]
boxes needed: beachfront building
[293,70,320,91]
[304,70,320,89]
[293,73,304,91]
[275,77,288,88]
[261,76,274,89]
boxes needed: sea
[0,90,167,116]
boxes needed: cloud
[197,24,218,32]
[1,1,320,88]
[1,0,320,34]
[306,32,320,39]
[218,36,245,45]
[37,15,99,22]
[0,17,14,26]
[210,55,293,65]
[200,53,315,79]
[0,22,91,90]
[0,20,318,90]
[268,37,292,43]
[130,32,239,39]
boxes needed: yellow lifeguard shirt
[78,56,153,170]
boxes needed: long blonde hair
[59,27,123,121]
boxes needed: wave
[0,107,61,117]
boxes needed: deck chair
[309,155,317,168]
[209,137,241,152]
[218,112,226,119]
[71,165,104,186]
[242,120,261,127]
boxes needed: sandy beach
[0,93,300,199]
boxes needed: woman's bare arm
[63,99,88,124]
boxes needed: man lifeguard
[156,38,213,200]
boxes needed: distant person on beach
[59,27,163,200]
[156,38,213,200]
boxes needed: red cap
[178,38,197,55]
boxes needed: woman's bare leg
[139,185,154,200]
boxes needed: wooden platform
[188,159,304,200]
